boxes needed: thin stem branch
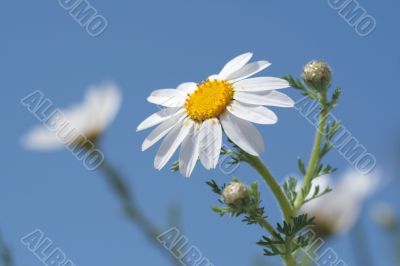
[99,159,181,266]
[255,216,276,236]
[245,155,293,221]
[294,93,328,211]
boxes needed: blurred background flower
[21,83,121,150]
[299,170,381,238]
[371,203,400,263]
[19,83,183,265]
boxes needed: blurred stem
[350,220,373,266]
[99,159,181,266]
[167,204,182,229]
[294,92,328,210]
[391,223,400,264]
[0,233,13,266]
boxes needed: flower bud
[221,182,248,205]
[302,60,332,91]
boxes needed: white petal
[83,83,122,132]
[198,119,222,170]
[141,112,186,151]
[21,126,64,150]
[220,112,264,156]
[218,53,253,80]
[137,108,183,131]
[177,82,198,94]
[226,61,271,83]
[227,101,277,124]
[147,89,185,107]
[234,77,290,92]
[299,170,381,234]
[208,74,220,81]
[234,90,294,107]
[59,83,121,136]
[154,119,193,170]
[337,170,381,201]
[179,126,201,177]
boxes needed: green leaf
[206,180,224,195]
[328,87,342,110]
[303,186,332,204]
[282,176,298,206]
[283,75,307,91]
[297,158,306,176]
[257,214,316,257]
[211,205,228,216]
[170,161,179,172]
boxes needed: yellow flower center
[184,80,234,121]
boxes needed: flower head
[302,60,332,91]
[222,182,248,205]
[299,170,380,238]
[22,83,121,150]
[137,53,294,177]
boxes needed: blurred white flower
[137,53,294,177]
[299,170,381,236]
[371,202,397,229]
[22,83,121,150]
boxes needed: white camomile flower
[22,83,121,150]
[299,170,381,237]
[137,53,294,177]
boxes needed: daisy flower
[22,83,121,150]
[299,170,380,237]
[137,53,294,177]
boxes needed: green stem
[255,216,276,236]
[245,155,298,265]
[245,155,293,222]
[254,214,297,266]
[99,159,181,266]
[300,250,315,266]
[294,93,328,211]
[284,252,297,266]
[300,257,312,266]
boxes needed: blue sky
[1,0,399,265]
